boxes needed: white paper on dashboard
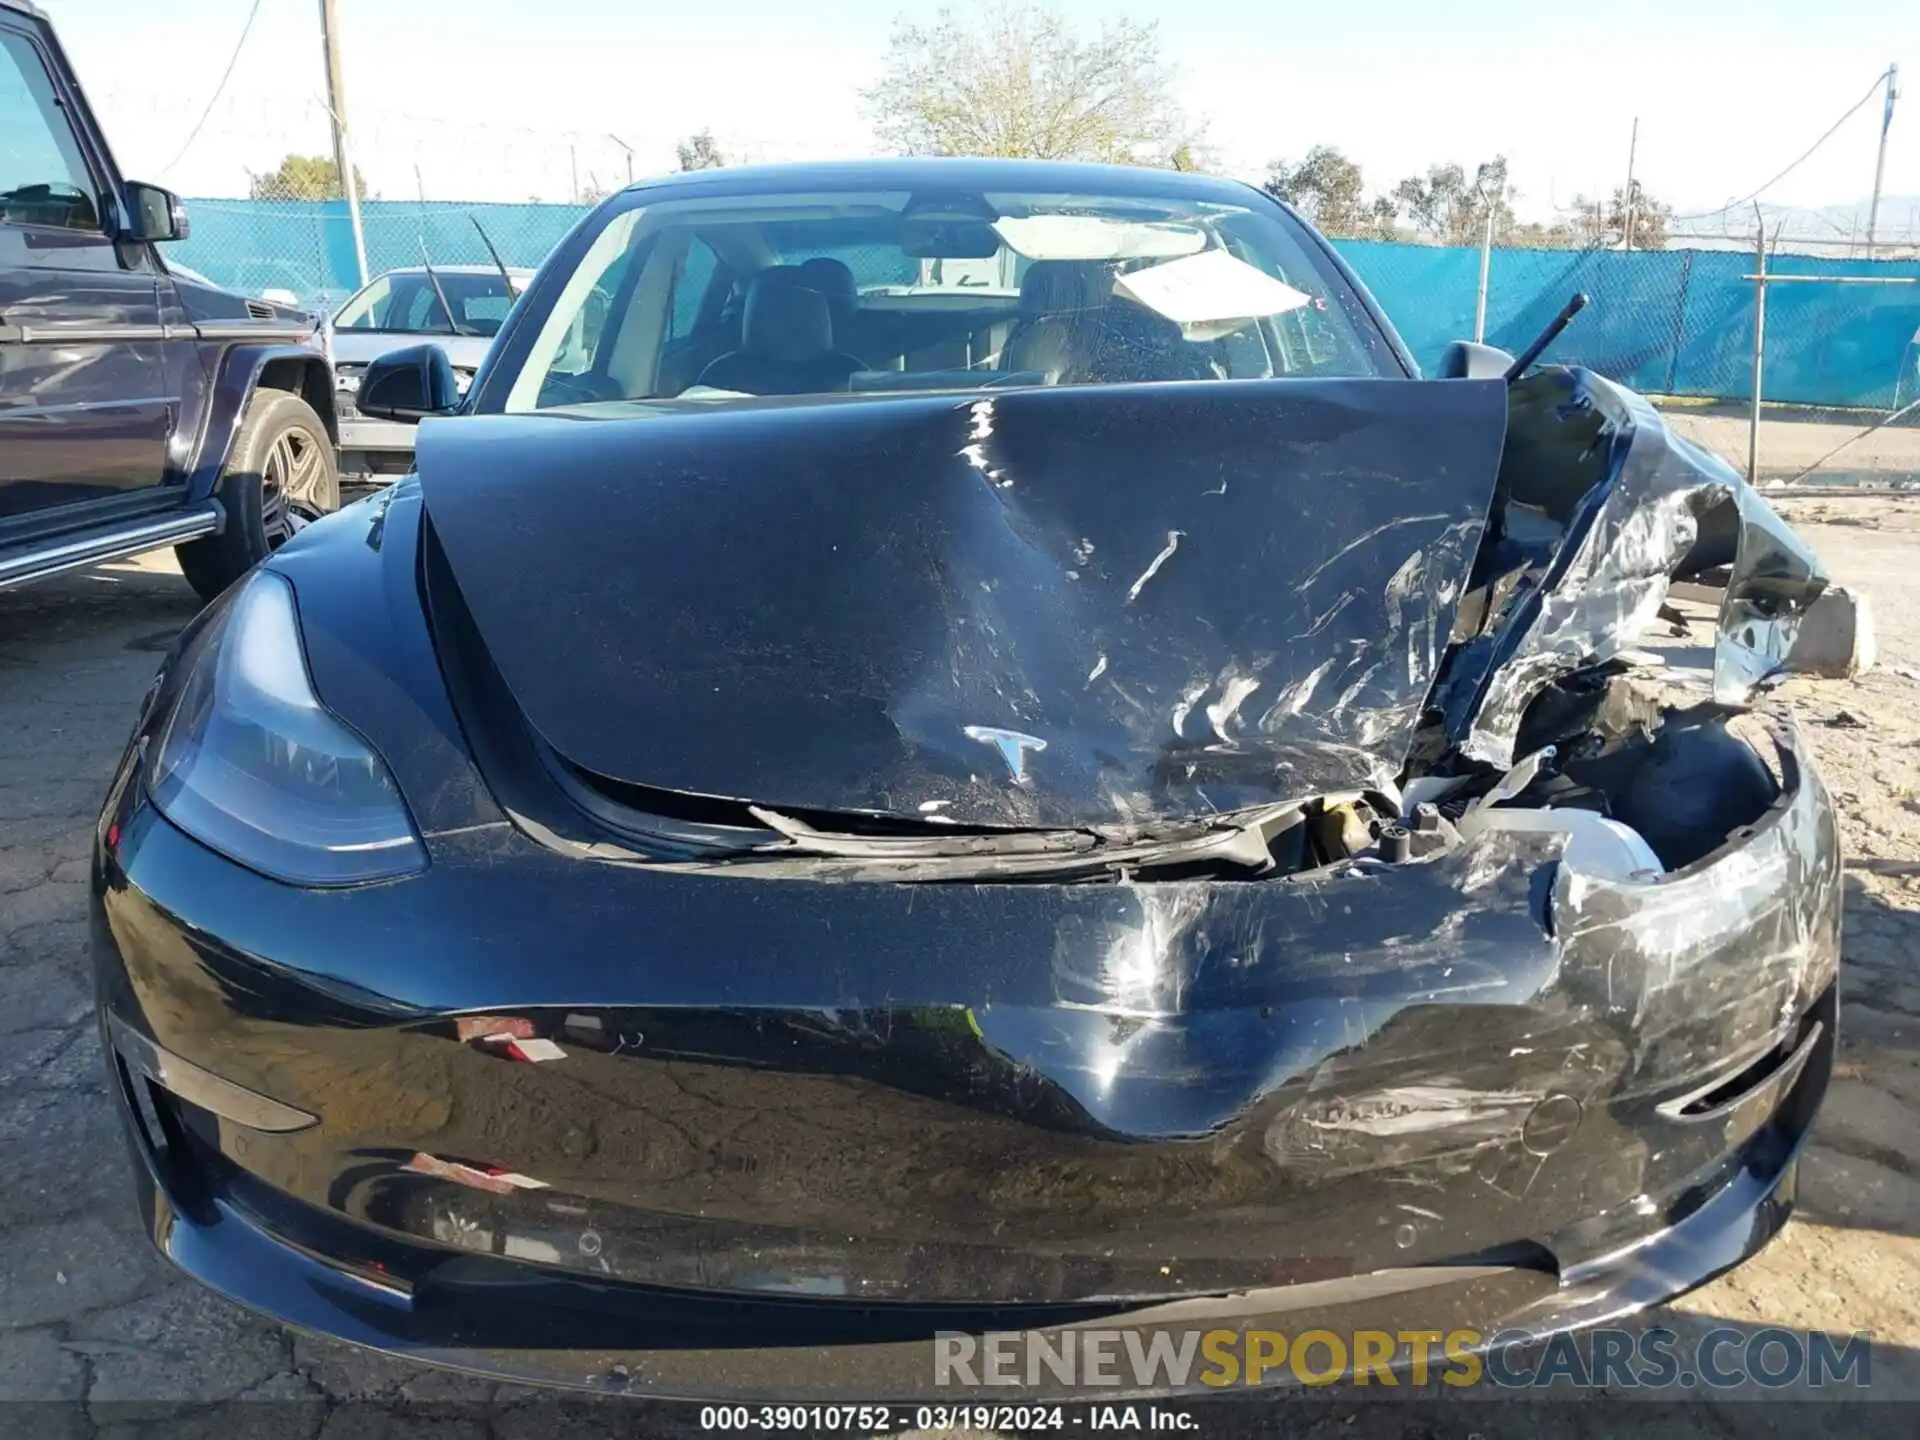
[1115,249,1313,340]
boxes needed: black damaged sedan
[92,158,1840,1398]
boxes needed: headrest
[1018,260,1112,316]
[742,270,834,361]
[797,256,858,300]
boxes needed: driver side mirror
[1435,340,1514,380]
[357,345,463,423]
[124,182,188,242]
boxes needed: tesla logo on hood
[963,725,1047,783]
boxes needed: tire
[176,389,340,603]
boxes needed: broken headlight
[145,570,427,886]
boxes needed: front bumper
[111,1109,1815,1399]
[335,411,418,480]
[90,719,1841,1398]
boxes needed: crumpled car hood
[419,380,1508,828]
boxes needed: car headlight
[144,571,427,886]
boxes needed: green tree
[1365,194,1401,240]
[1263,146,1371,237]
[675,130,727,172]
[1570,179,1673,250]
[247,154,369,201]
[1388,156,1515,245]
[864,1,1202,167]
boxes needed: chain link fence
[171,198,593,313]
[1331,239,1920,411]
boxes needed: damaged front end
[92,366,1843,1392]
[1430,364,1833,773]
[407,365,1839,1293]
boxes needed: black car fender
[180,342,339,504]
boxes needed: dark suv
[1,0,337,600]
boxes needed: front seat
[1074,298,1220,384]
[999,260,1114,381]
[696,271,864,396]
[796,256,863,358]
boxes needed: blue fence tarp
[1329,239,1920,409]
[174,199,1920,410]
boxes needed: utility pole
[1621,116,1639,252]
[569,144,579,204]
[608,134,635,186]
[1867,64,1900,250]
[318,0,368,286]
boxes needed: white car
[328,265,535,481]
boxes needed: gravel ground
[1657,402,1920,488]
[3,502,1920,1435]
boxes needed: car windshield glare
[497,184,1393,413]
[335,271,520,335]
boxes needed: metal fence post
[1474,210,1494,344]
[1748,211,1768,485]
[1665,250,1695,396]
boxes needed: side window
[667,239,720,341]
[0,30,100,232]
[549,285,610,377]
[1294,300,1342,367]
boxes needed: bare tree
[1263,146,1371,237]
[675,130,727,172]
[863,1,1202,167]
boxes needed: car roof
[1,0,49,19]
[619,156,1263,206]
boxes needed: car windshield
[494,182,1396,413]
[334,271,520,336]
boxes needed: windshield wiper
[469,214,518,306]
[417,241,473,337]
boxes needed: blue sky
[41,0,1920,226]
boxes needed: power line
[161,0,265,176]
[1673,70,1893,221]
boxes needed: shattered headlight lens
[145,571,427,886]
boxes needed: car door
[0,17,172,523]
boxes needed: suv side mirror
[357,344,463,423]
[1435,340,1514,380]
[124,182,189,242]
